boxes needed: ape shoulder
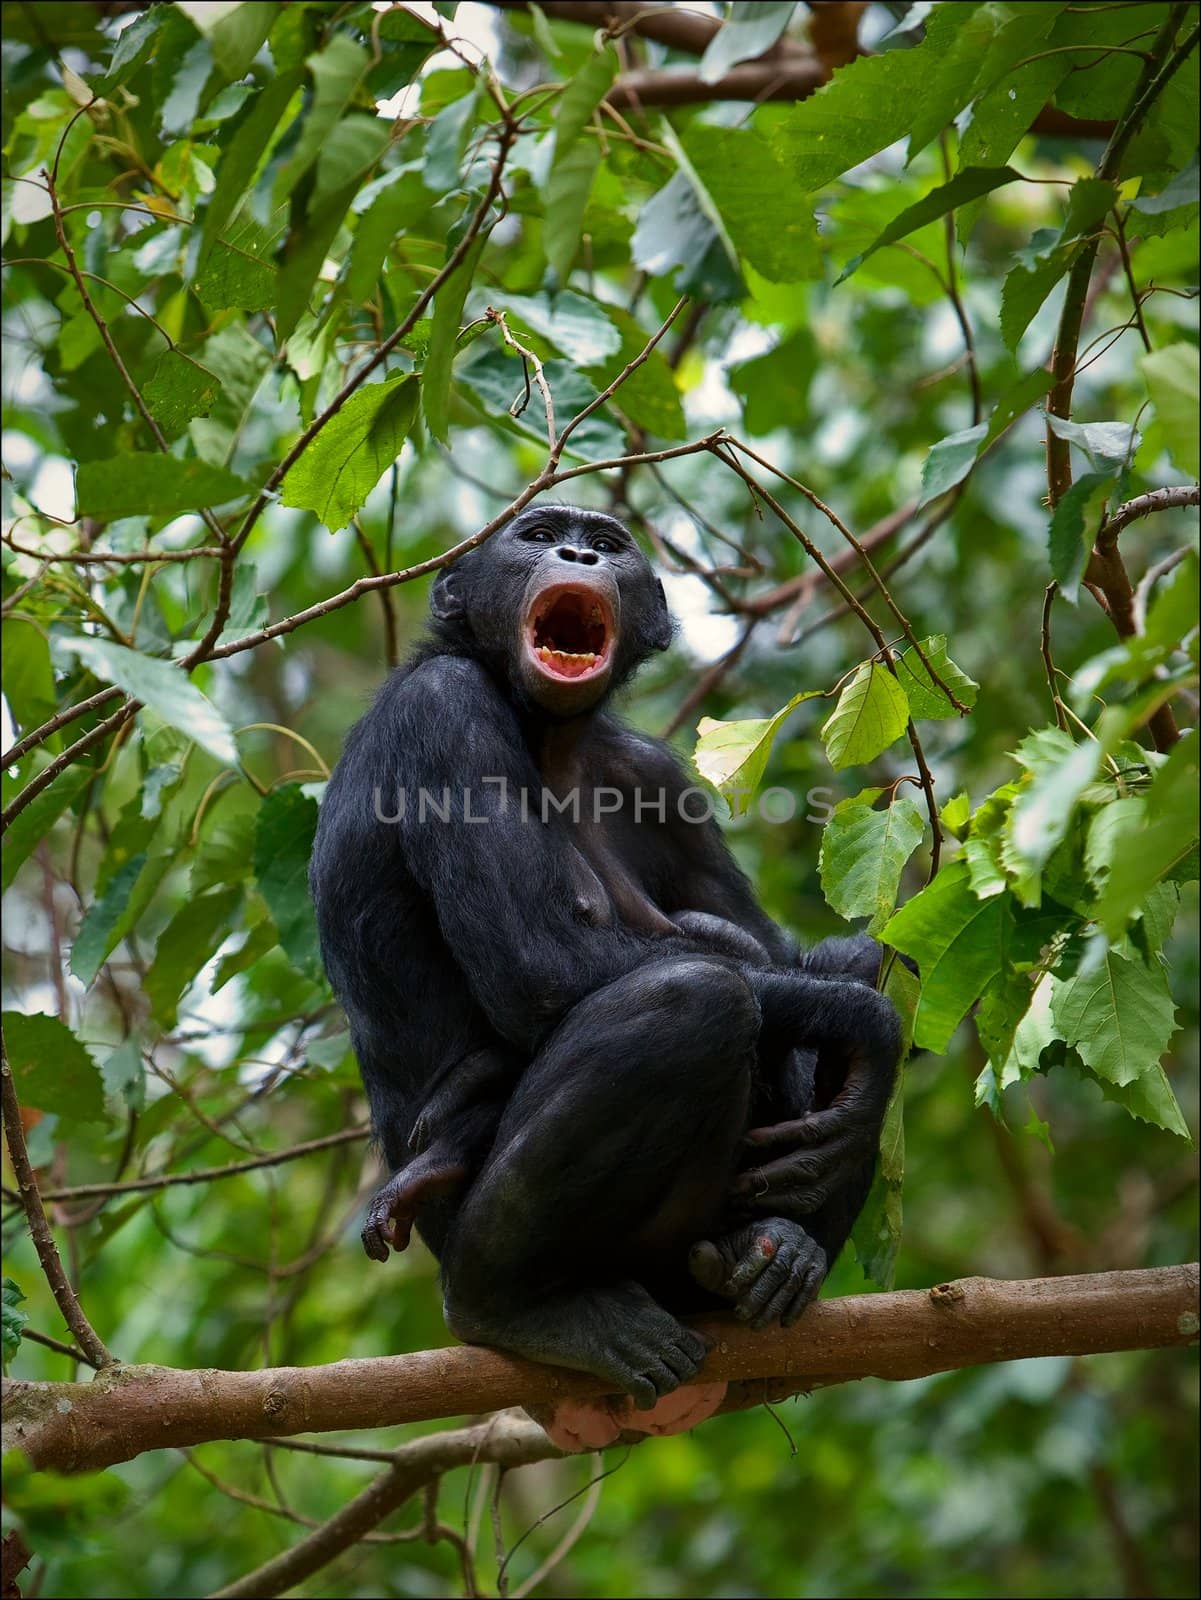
[595,720,694,792]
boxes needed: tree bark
[4,1267,1196,1475]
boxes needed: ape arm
[735,968,901,1216]
[392,658,658,1051]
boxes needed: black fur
[310,505,901,1403]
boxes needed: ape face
[431,505,673,716]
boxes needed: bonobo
[310,504,901,1449]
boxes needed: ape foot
[689,1218,826,1330]
[537,1382,728,1452]
[361,1151,468,1262]
[447,1280,708,1412]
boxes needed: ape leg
[441,956,759,1415]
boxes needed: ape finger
[750,1271,805,1332]
[734,1251,795,1321]
[724,1231,783,1295]
[781,1257,828,1326]
[687,1240,728,1296]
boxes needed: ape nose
[555,545,599,565]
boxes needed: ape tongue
[531,591,608,679]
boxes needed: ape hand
[689,1218,827,1329]
[732,1104,881,1217]
[361,1150,468,1262]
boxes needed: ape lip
[525,585,613,681]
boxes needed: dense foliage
[2,2,1197,1596]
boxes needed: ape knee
[638,957,760,1078]
[652,947,754,1036]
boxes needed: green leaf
[1140,343,1200,477]
[1048,470,1113,599]
[2,1278,28,1373]
[2,618,57,735]
[1093,740,1199,939]
[693,689,825,804]
[679,124,821,284]
[143,351,220,439]
[1,767,92,894]
[424,237,485,443]
[178,0,278,81]
[839,167,1021,282]
[280,375,419,532]
[145,885,243,1028]
[544,48,617,279]
[631,171,744,303]
[883,863,1013,1053]
[999,239,1079,352]
[940,792,972,838]
[851,1164,903,1288]
[1051,950,1176,1088]
[460,348,624,460]
[982,367,1056,449]
[212,914,278,993]
[699,1,796,83]
[275,175,360,344]
[100,1036,145,1113]
[70,852,148,987]
[196,208,285,311]
[273,34,368,202]
[918,423,988,507]
[1045,415,1141,472]
[56,638,238,766]
[1006,730,1103,879]
[102,6,169,90]
[254,785,322,978]
[161,37,215,139]
[199,68,301,267]
[729,329,816,434]
[819,792,926,933]
[347,170,435,302]
[311,113,390,213]
[2,1011,107,1123]
[959,52,1072,172]
[773,6,974,191]
[423,86,480,192]
[893,635,978,721]
[500,291,621,365]
[1079,1059,1191,1140]
[583,308,686,440]
[75,454,251,520]
[820,662,910,770]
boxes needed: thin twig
[1,1039,113,1367]
[1041,584,1071,732]
[1097,484,1200,553]
[726,438,969,714]
[486,306,556,446]
[32,1125,369,1204]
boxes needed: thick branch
[4,1267,1195,1476]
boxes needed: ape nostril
[556,546,578,562]
[577,550,599,565]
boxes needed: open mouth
[527,587,612,681]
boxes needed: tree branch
[4,1266,1195,1476]
[1096,484,1200,553]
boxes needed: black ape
[310,504,900,1432]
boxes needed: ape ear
[430,567,466,622]
[650,578,674,652]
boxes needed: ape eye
[593,535,621,554]
[523,527,555,542]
